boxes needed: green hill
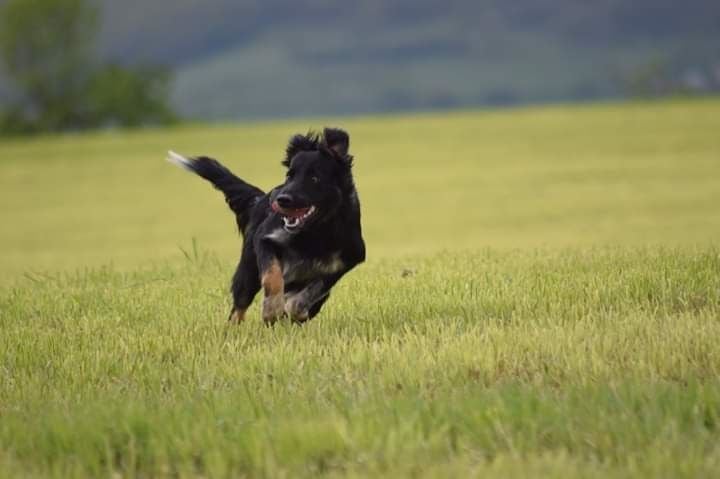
[93,0,720,119]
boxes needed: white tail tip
[166,150,193,171]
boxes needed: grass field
[1,99,720,477]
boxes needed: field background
[2,99,719,280]
[1,99,720,477]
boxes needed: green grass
[1,99,720,477]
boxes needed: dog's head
[271,127,354,233]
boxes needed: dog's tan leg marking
[228,308,246,324]
[261,259,285,324]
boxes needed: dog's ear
[323,128,350,157]
[283,132,321,167]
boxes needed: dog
[167,128,365,323]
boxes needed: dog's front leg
[258,251,285,325]
[284,282,325,323]
[284,272,346,323]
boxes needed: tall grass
[1,99,720,477]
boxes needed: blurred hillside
[35,1,720,119]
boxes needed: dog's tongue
[271,201,310,218]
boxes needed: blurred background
[1,0,719,132]
[0,0,719,281]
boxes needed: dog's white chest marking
[264,228,291,244]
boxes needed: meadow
[1,99,720,477]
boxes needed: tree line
[0,0,176,136]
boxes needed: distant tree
[0,0,95,133]
[87,65,176,127]
[623,57,672,98]
[0,0,176,135]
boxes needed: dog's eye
[311,176,320,183]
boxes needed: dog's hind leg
[228,245,261,324]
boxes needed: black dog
[167,128,365,323]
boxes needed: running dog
[167,128,365,323]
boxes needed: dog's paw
[262,294,286,324]
[228,309,245,324]
[284,294,310,323]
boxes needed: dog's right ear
[323,128,350,157]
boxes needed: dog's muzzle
[271,201,317,232]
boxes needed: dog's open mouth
[271,202,317,231]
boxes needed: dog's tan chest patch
[283,252,344,283]
[315,252,345,275]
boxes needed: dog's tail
[167,151,264,232]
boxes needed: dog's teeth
[281,207,315,231]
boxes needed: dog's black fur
[168,127,365,323]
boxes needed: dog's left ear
[323,128,350,157]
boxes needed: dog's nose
[275,194,293,208]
